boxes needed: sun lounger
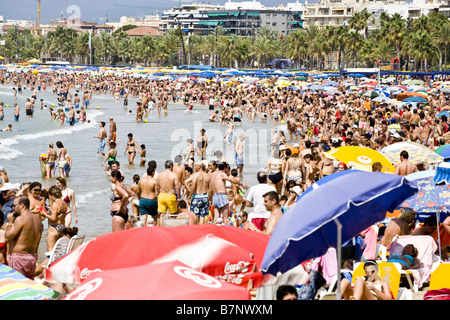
[389,235,439,291]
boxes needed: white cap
[291,186,302,196]
[0,183,17,192]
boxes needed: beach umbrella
[401,164,450,257]
[402,96,428,103]
[0,264,59,300]
[361,90,380,99]
[397,91,428,101]
[64,260,250,300]
[0,56,4,60]
[324,146,395,173]
[324,81,338,86]
[346,73,366,77]
[435,144,450,160]
[436,111,450,118]
[380,142,443,166]
[45,225,269,288]
[373,95,390,102]
[261,171,417,299]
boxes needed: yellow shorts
[157,193,177,214]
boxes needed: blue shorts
[98,139,106,154]
[212,193,228,209]
[139,198,158,216]
[190,194,209,217]
[235,153,244,167]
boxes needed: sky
[1,0,308,23]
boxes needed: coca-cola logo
[80,267,102,279]
[224,261,250,274]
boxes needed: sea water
[0,84,281,260]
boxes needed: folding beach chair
[66,235,85,254]
[163,213,189,227]
[45,237,70,268]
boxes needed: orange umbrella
[397,91,429,101]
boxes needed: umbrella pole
[334,218,342,300]
[437,212,442,260]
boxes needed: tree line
[0,10,449,71]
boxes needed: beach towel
[312,248,337,287]
[361,226,378,260]
[389,235,438,288]
[424,288,450,300]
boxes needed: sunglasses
[32,189,41,192]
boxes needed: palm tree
[349,10,371,39]
[251,36,276,68]
[136,35,155,66]
[433,22,450,71]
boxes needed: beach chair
[351,261,412,300]
[45,237,70,268]
[163,213,189,227]
[66,235,85,254]
[389,235,439,292]
[429,263,450,291]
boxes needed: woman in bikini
[56,177,78,227]
[45,143,57,178]
[56,141,68,177]
[110,170,134,232]
[124,133,139,165]
[101,141,118,175]
[27,181,47,221]
[341,260,393,300]
[285,149,305,188]
[267,147,284,195]
[41,185,68,252]
[196,129,208,160]
[184,139,195,167]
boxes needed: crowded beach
[0,63,450,301]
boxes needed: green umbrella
[361,90,380,98]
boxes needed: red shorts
[9,252,36,279]
[251,218,267,231]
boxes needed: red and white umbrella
[64,260,250,300]
[45,225,269,288]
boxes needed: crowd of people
[1,67,450,299]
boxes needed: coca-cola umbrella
[64,260,251,300]
[45,225,269,288]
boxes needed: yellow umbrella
[324,146,396,173]
[27,58,42,64]
[0,56,5,60]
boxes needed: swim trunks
[157,193,177,214]
[235,153,244,167]
[190,193,209,217]
[9,252,36,279]
[212,193,228,209]
[98,139,106,154]
[139,198,158,216]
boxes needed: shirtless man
[25,98,33,118]
[156,160,180,226]
[173,155,187,199]
[247,191,283,236]
[5,196,43,279]
[94,121,107,156]
[380,209,416,248]
[137,162,158,227]
[109,117,117,143]
[394,150,418,176]
[210,162,246,223]
[0,102,4,121]
[186,162,211,224]
[235,134,245,176]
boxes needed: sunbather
[340,260,394,300]
[387,244,421,270]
